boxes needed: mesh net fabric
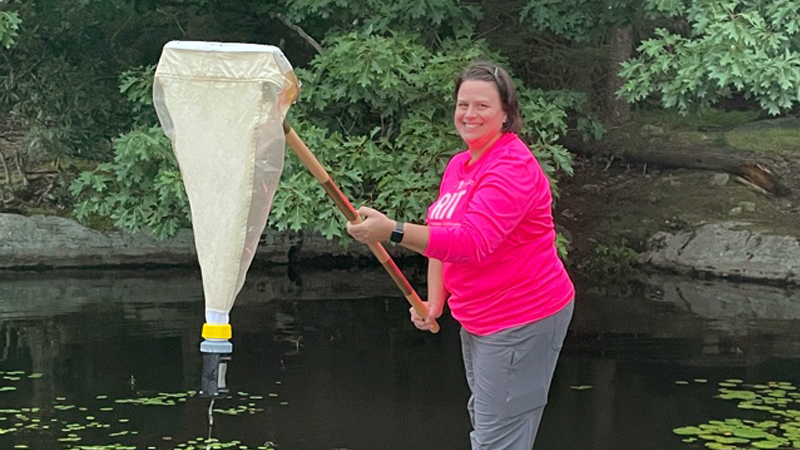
[153,41,299,324]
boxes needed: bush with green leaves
[69,30,579,245]
[0,2,127,162]
[619,0,800,115]
[119,65,159,128]
[69,67,188,239]
[0,0,215,185]
[520,0,642,43]
[269,32,577,240]
[576,243,639,280]
[69,125,189,239]
[0,11,20,49]
[281,0,480,45]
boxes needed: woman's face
[454,79,507,153]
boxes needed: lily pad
[732,428,770,439]
[705,443,735,450]
[752,440,782,449]
[674,426,704,435]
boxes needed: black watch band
[390,221,405,244]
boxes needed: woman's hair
[454,61,523,134]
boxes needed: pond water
[1,265,800,450]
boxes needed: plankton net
[153,41,299,397]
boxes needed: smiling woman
[454,80,506,161]
[454,63,523,164]
[346,60,574,450]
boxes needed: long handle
[283,123,439,334]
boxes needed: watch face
[391,222,404,243]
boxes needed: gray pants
[461,301,573,450]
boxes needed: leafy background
[2,0,799,244]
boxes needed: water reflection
[0,267,799,450]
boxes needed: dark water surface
[1,266,799,450]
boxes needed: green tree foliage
[270,33,480,238]
[16,0,800,255]
[619,0,800,115]
[64,1,579,241]
[0,11,21,49]
[517,0,688,124]
[521,0,642,43]
[0,0,200,175]
[69,66,190,238]
[119,66,159,127]
[69,124,190,239]
[269,30,577,239]
[1,1,130,166]
[280,0,480,44]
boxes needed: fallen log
[561,128,792,197]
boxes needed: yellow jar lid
[202,323,232,339]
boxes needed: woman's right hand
[410,301,443,332]
[346,206,394,244]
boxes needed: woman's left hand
[410,301,443,332]
[346,206,395,244]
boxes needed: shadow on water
[0,266,799,450]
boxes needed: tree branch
[274,13,324,54]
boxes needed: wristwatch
[390,221,404,244]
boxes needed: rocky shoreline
[0,213,377,270]
[2,211,800,289]
[557,138,800,288]
[641,222,800,285]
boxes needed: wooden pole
[283,123,439,334]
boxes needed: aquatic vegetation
[0,369,280,450]
[674,379,800,450]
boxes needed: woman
[346,61,575,450]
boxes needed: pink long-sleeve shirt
[424,133,574,336]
